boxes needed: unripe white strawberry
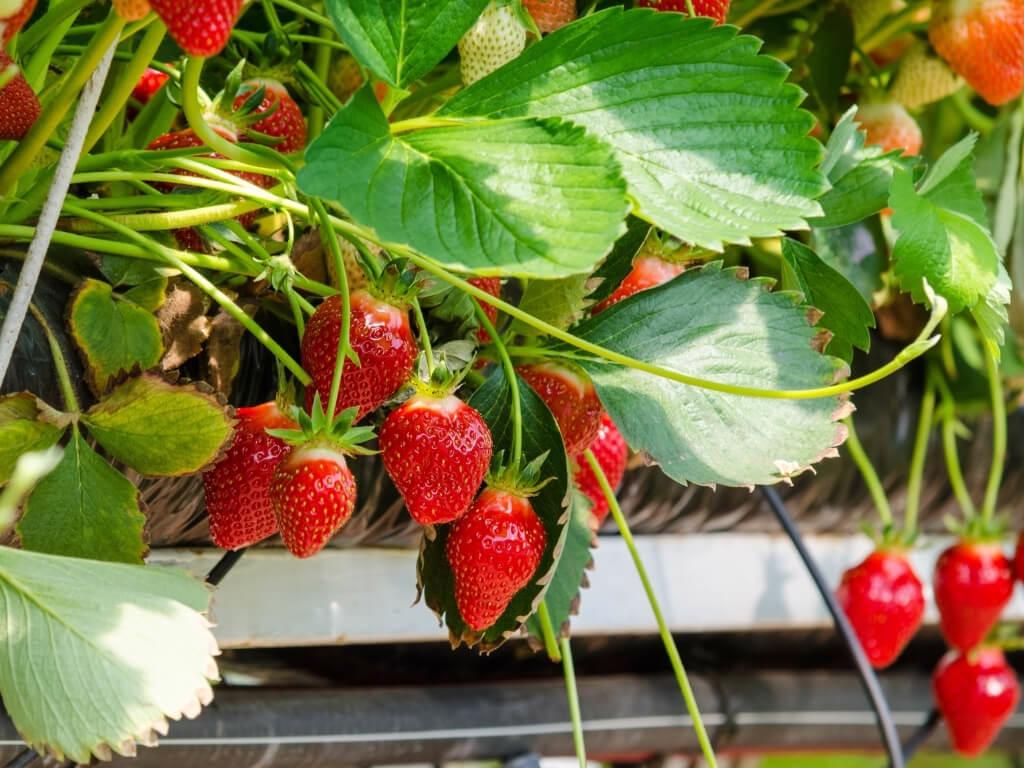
[459,2,526,86]
[890,44,962,109]
[855,102,923,157]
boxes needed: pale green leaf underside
[325,0,489,87]
[0,547,217,763]
[442,8,826,251]
[19,429,146,564]
[573,263,848,487]
[299,88,629,277]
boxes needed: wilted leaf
[157,280,210,370]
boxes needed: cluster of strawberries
[838,538,1024,756]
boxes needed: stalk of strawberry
[0,0,35,47]
[0,50,39,141]
[637,0,730,24]
[203,401,296,550]
[934,647,1020,756]
[929,0,1024,106]
[572,412,628,527]
[148,0,243,57]
[517,362,602,455]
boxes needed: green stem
[560,635,587,768]
[271,0,333,26]
[842,417,893,529]
[904,378,936,534]
[536,601,563,663]
[67,200,264,232]
[25,303,80,413]
[934,369,976,520]
[61,202,312,385]
[952,88,996,135]
[685,0,697,16]
[585,449,718,768]
[477,305,522,467]
[19,0,95,50]
[411,299,435,373]
[287,289,306,340]
[982,342,1007,521]
[295,60,343,113]
[309,23,334,140]
[82,20,167,154]
[0,12,127,195]
[312,199,350,418]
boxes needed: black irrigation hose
[2,549,248,768]
[895,708,942,767]
[760,486,906,768]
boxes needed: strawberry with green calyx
[302,260,419,421]
[148,0,244,57]
[381,364,493,525]
[459,1,527,86]
[517,362,602,455]
[934,646,1020,757]
[267,398,376,558]
[446,454,551,630]
[929,0,1024,106]
[230,77,308,155]
[0,50,39,141]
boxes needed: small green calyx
[862,522,919,551]
[947,514,1007,544]
[267,394,377,456]
[369,258,421,309]
[486,451,554,497]
[410,352,472,399]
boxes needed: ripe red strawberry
[148,0,243,57]
[934,647,1020,757]
[572,412,628,527]
[233,78,308,155]
[523,0,576,32]
[929,0,1024,106]
[302,290,417,421]
[593,255,685,314]
[855,102,923,157]
[202,402,295,550]
[518,363,602,455]
[0,0,35,47]
[112,0,151,22]
[0,51,38,141]
[836,549,926,669]
[270,442,357,558]
[459,2,526,86]
[146,127,274,249]
[380,393,493,525]
[934,540,1014,652]
[446,487,547,630]
[637,0,730,24]
[469,277,501,343]
[131,67,169,106]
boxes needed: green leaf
[18,428,146,564]
[811,106,914,229]
[889,165,1000,314]
[587,217,652,305]
[811,219,886,303]
[804,6,854,119]
[299,88,628,278]
[513,274,592,334]
[572,263,849,487]
[325,0,489,87]
[441,8,826,251]
[0,546,218,763]
[68,278,165,393]
[780,238,874,362]
[0,394,63,486]
[81,374,234,477]
[525,490,594,639]
[418,369,571,651]
[973,261,1013,355]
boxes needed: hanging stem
[934,369,976,520]
[312,199,350,418]
[411,299,435,373]
[309,24,334,140]
[685,0,697,16]
[560,636,588,768]
[842,417,893,529]
[584,449,718,768]
[536,601,563,663]
[904,377,936,534]
[287,290,306,340]
[476,305,522,467]
[981,343,1007,522]
[25,303,80,413]
[271,0,333,26]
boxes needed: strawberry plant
[0,0,1021,764]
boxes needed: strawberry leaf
[324,0,490,88]
[18,427,146,564]
[68,278,165,395]
[780,238,875,363]
[0,547,218,763]
[299,87,629,278]
[513,274,592,334]
[571,262,850,487]
[811,219,886,304]
[0,393,64,486]
[587,217,652,305]
[81,374,234,477]
[889,136,1003,316]
[418,369,571,652]
[440,8,827,251]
